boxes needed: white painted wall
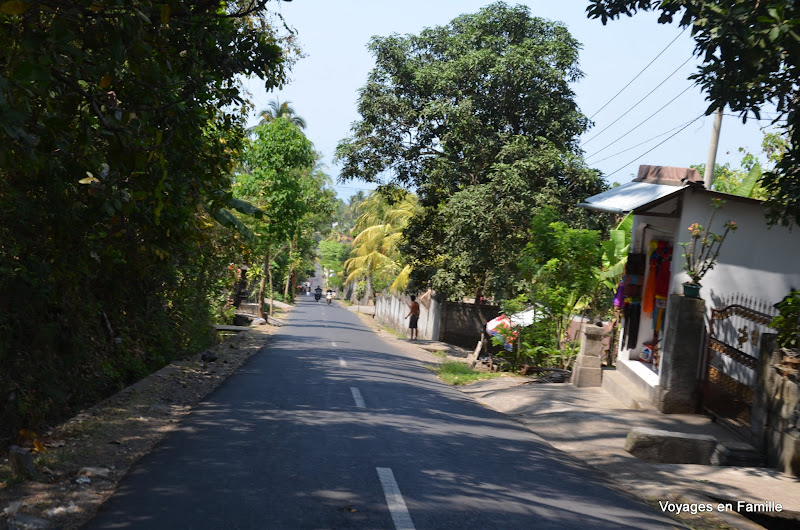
[374,292,441,340]
[677,189,800,305]
[620,188,800,389]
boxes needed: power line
[722,112,785,123]
[587,114,705,165]
[582,55,694,147]
[585,83,696,158]
[588,27,687,120]
[604,114,705,179]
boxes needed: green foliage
[772,290,800,349]
[430,360,507,386]
[692,142,774,200]
[597,213,632,293]
[337,2,607,299]
[517,209,601,366]
[354,280,367,302]
[0,1,294,442]
[237,118,315,243]
[679,199,739,286]
[344,191,419,297]
[252,98,307,130]
[319,240,350,290]
[234,117,335,310]
[586,0,800,227]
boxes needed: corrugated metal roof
[578,181,686,214]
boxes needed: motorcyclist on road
[314,286,322,302]
[326,288,333,305]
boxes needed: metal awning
[577,181,687,214]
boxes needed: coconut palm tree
[252,98,307,130]
[344,192,419,301]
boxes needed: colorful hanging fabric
[613,280,624,308]
[642,241,659,313]
[654,242,672,304]
[624,302,641,349]
[620,253,646,349]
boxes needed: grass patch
[430,360,508,386]
[379,325,406,339]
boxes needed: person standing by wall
[405,295,420,340]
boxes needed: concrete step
[712,441,765,467]
[238,302,258,315]
[602,368,657,411]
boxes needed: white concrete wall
[374,292,441,340]
[676,189,800,306]
[621,188,800,389]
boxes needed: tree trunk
[283,262,292,302]
[365,275,373,305]
[283,239,291,301]
[283,233,298,303]
[258,251,269,319]
[268,247,274,317]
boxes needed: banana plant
[208,193,267,242]
[596,213,632,293]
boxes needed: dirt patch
[0,322,279,529]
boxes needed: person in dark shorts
[405,294,420,340]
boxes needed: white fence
[374,292,442,341]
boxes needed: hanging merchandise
[613,280,624,308]
[619,253,646,350]
[654,242,672,307]
[642,240,673,314]
[644,241,673,370]
[642,240,659,314]
[624,302,642,349]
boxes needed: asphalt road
[87,293,678,529]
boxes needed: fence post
[572,323,607,387]
[656,294,706,413]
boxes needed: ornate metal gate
[701,295,776,439]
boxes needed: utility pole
[703,107,724,189]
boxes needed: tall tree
[253,97,307,129]
[586,0,800,227]
[235,116,316,316]
[0,0,295,437]
[345,192,419,300]
[336,2,606,300]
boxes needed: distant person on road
[405,295,420,340]
[314,286,322,302]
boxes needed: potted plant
[679,199,738,298]
[773,290,800,368]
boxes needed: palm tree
[252,98,307,130]
[344,192,419,301]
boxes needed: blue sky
[245,0,780,199]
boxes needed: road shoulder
[1,322,281,530]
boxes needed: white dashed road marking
[350,387,365,408]
[376,467,415,530]
[339,357,347,367]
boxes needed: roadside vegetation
[3,0,799,450]
[334,1,798,378]
[0,2,334,447]
[429,361,509,386]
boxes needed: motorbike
[326,293,332,305]
[314,292,321,302]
